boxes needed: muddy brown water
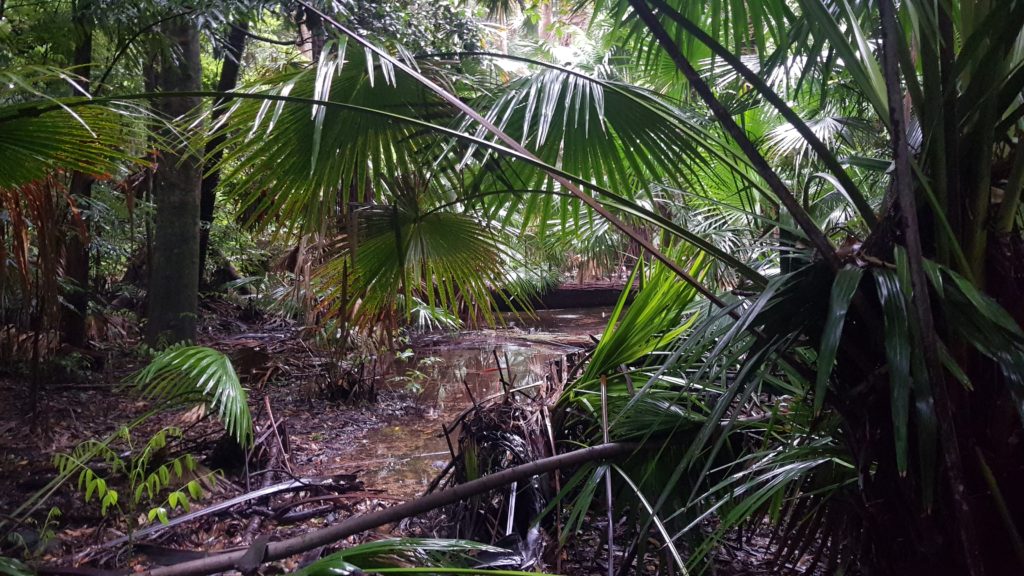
[335,307,612,500]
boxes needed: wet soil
[0,304,612,569]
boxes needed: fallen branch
[136,442,636,576]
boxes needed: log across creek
[494,281,636,311]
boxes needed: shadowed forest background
[2,0,1024,575]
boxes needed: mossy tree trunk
[146,16,202,345]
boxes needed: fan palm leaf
[213,41,446,235]
[0,68,141,188]
[316,190,528,326]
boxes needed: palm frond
[131,345,253,447]
[291,538,553,576]
[0,557,34,576]
[317,192,533,327]
[213,43,445,235]
[0,68,143,189]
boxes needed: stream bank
[0,303,609,566]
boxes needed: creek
[334,307,612,499]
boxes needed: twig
[503,350,515,386]
[492,349,508,394]
[619,365,635,396]
[243,399,290,541]
[424,459,456,495]
[541,405,563,573]
[461,379,478,408]
[263,397,291,475]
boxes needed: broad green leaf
[815,266,864,415]
[874,269,911,476]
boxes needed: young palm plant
[2,345,254,539]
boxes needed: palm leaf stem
[937,2,961,251]
[601,376,615,576]
[909,160,972,274]
[995,129,1024,235]
[422,188,575,216]
[641,0,878,230]
[626,0,840,271]
[878,1,982,572]
[974,446,1024,567]
[376,568,549,576]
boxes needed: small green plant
[47,351,91,381]
[417,355,444,368]
[53,426,216,529]
[3,343,251,539]
[3,506,61,559]
[131,341,161,359]
[388,368,429,394]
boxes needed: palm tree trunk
[62,0,94,347]
[198,21,248,287]
[146,16,202,345]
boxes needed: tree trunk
[146,16,202,345]
[297,4,324,61]
[198,21,248,287]
[62,0,94,347]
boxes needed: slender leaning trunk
[146,16,202,344]
[198,21,248,286]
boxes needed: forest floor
[0,297,806,576]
